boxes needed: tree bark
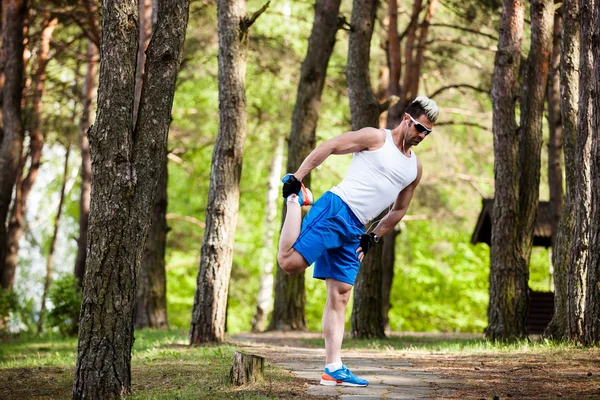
[190,0,249,344]
[381,228,399,334]
[252,134,283,332]
[584,1,600,346]
[0,0,26,290]
[74,39,98,286]
[230,351,264,385]
[72,0,189,397]
[567,0,594,343]
[347,0,385,339]
[515,0,553,330]
[545,0,579,341]
[38,147,70,334]
[133,0,152,123]
[4,14,56,292]
[135,152,169,329]
[487,0,525,341]
[269,0,341,332]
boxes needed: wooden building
[471,198,554,334]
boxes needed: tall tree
[135,0,169,330]
[135,152,169,329]
[72,0,190,397]
[347,0,385,339]
[38,146,70,334]
[487,0,525,341]
[584,0,600,346]
[567,0,594,342]
[252,133,283,332]
[0,0,26,290]
[189,0,267,343]
[4,13,57,291]
[74,38,98,286]
[487,0,553,341]
[546,0,579,340]
[269,0,342,331]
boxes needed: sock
[325,361,343,372]
[287,194,299,204]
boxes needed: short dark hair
[404,96,439,123]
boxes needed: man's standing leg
[320,278,369,386]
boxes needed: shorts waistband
[327,191,364,228]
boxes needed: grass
[302,332,593,353]
[0,329,319,400]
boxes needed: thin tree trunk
[72,0,189,397]
[347,0,385,340]
[38,147,70,334]
[567,0,594,343]
[5,14,57,292]
[133,0,152,123]
[399,0,423,105]
[381,228,399,334]
[387,0,401,99]
[252,134,283,332]
[269,0,341,332]
[0,0,26,290]
[135,152,169,329]
[546,5,562,288]
[189,0,251,344]
[515,0,553,330]
[406,0,439,102]
[545,0,579,341]
[73,39,98,286]
[487,0,525,341]
[584,1,600,345]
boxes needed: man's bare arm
[294,127,385,180]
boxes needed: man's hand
[282,174,302,198]
[356,232,377,262]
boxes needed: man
[277,96,438,387]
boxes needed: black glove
[282,174,302,198]
[358,232,378,255]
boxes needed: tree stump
[230,351,264,385]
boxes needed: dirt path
[230,331,457,399]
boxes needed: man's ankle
[325,361,343,372]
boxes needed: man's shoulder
[355,127,386,150]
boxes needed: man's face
[404,113,433,146]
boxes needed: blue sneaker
[320,365,368,387]
[283,174,313,206]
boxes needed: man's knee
[278,250,307,275]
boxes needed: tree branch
[430,23,498,41]
[242,1,270,33]
[429,84,489,99]
[435,120,491,131]
[379,95,400,114]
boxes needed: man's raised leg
[277,197,309,275]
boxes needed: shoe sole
[319,379,368,387]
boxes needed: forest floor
[1,329,599,399]
[231,331,600,399]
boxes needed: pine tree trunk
[133,0,153,123]
[545,0,579,341]
[487,0,525,341]
[190,0,249,344]
[38,147,70,334]
[381,228,399,334]
[74,39,98,286]
[515,0,553,328]
[407,0,438,102]
[567,0,594,343]
[136,153,169,329]
[5,14,56,292]
[546,5,562,295]
[347,0,385,339]
[269,0,341,331]
[0,0,26,290]
[583,2,600,345]
[72,0,189,397]
[252,135,283,332]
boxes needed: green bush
[0,289,17,331]
[46,275,82,336]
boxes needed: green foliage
[46,275,82,336]
[0,288,36,333]
[0,289,18,330]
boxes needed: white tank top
[330,129,418,225]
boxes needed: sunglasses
[406,114,432,135]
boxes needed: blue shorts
[293,191,366,285]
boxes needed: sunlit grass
[0,329,310,400]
